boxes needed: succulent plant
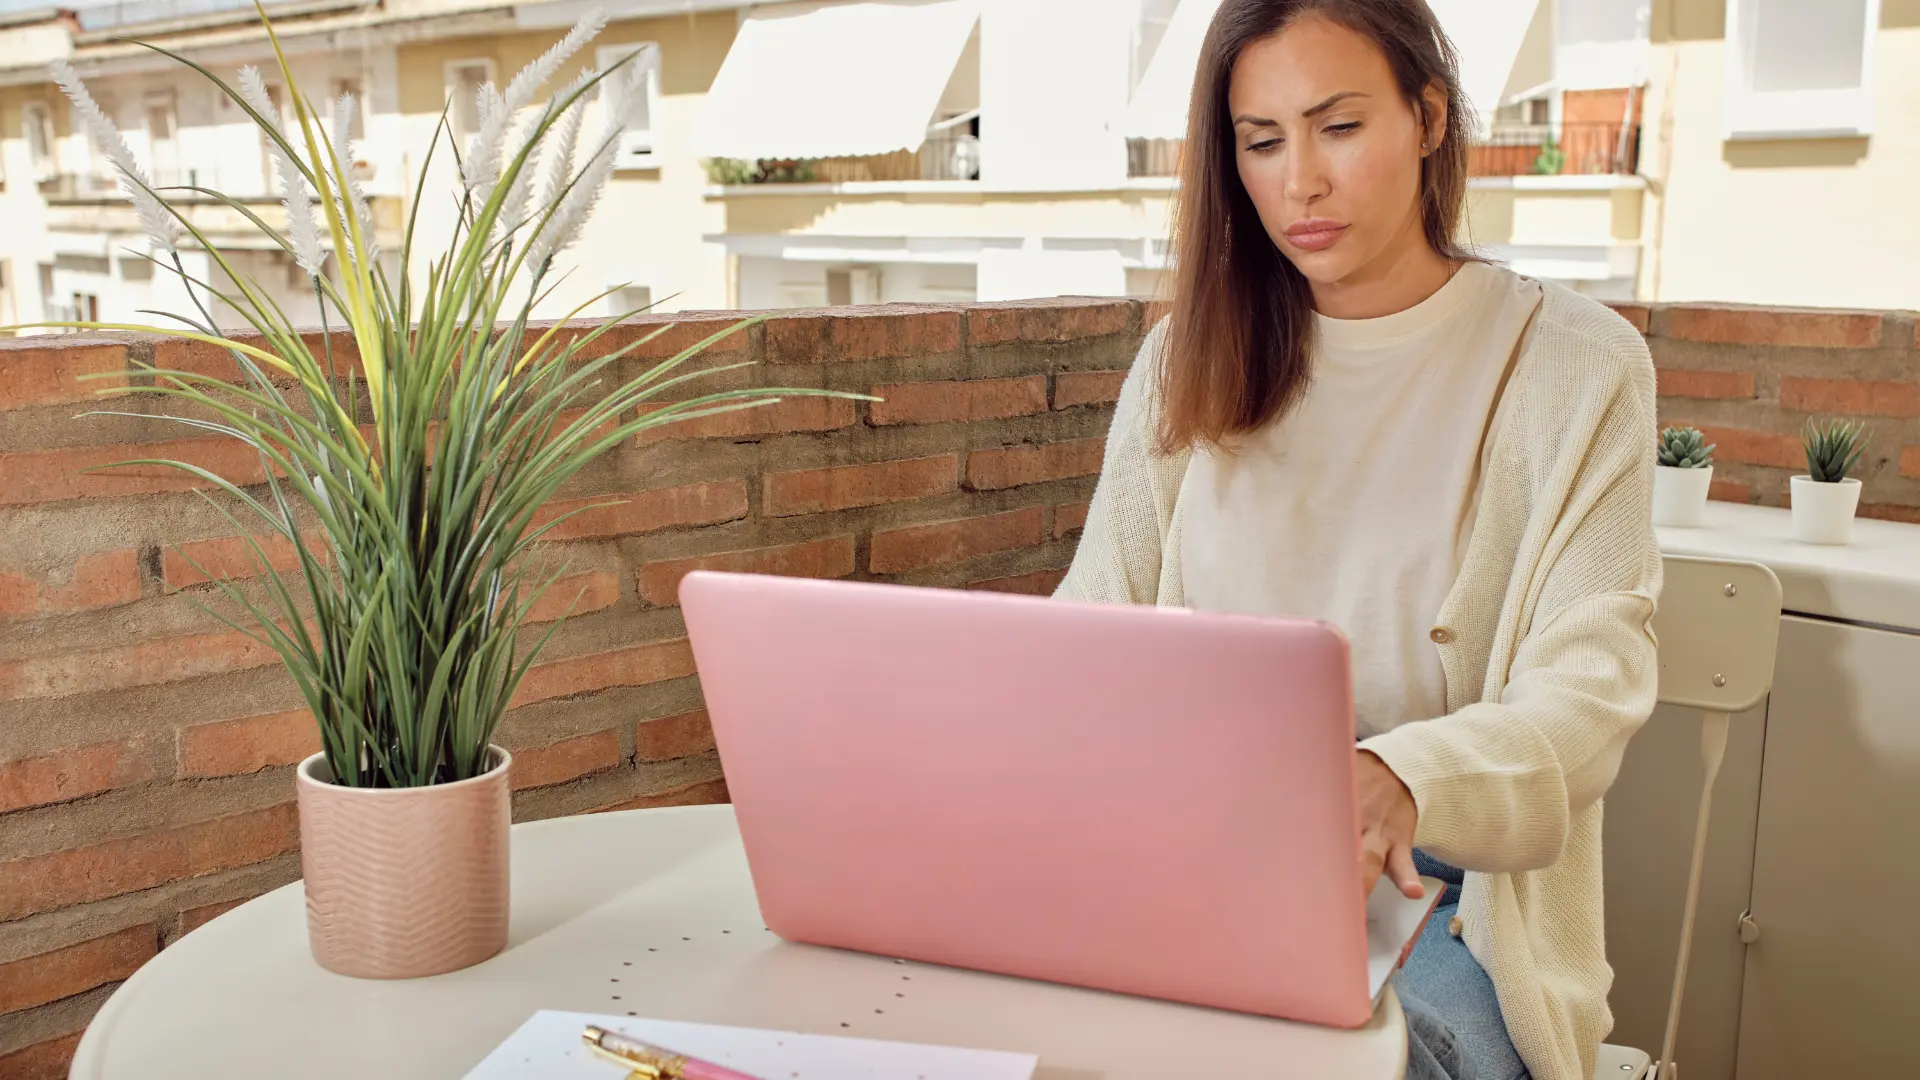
[1658,426,1715,469]
[1803,418,1868,483]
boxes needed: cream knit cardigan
[1056,283,1663,1080]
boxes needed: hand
[1356,750,1424,901]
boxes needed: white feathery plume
[527,62,634,270]
[237,65,325,278]
[498,68,593,243]
[465,8,604,204]
[50,58,178,254]
[461,83,511,203]
[505,8,605,112]
[330,92,379,264]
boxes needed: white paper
[1367,875,1446,1000]
[464,1010,1038,1080]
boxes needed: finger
[1359,839,1386,898]
[1387,843,1425,900]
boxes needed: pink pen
[582,1024,765,1080]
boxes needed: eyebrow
[1232,91,1371,127]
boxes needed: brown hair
[1155,0,1474,453]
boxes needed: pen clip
[584,1027,664,1079]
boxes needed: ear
[1418,81,1449,155]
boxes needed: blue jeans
[1395,851,1530,1080]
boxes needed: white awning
[698,0,979,161]
[1121,0,1545,139]
[1121,0,1221,140]
[1427,0,1546,123]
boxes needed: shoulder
[1517,283,1656,411]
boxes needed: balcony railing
[1470,121,1641,178]
[708,133,981,185]
[1127,138,1182,179]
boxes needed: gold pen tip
[582,1025,607,1046]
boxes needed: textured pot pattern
[295,748,512,979]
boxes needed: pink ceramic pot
[295,747,511,979]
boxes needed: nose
[1283,135,1330,206]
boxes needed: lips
[1284,219,1348,252]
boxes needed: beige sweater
[1056,283,1662,1080]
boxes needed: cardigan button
[1429,626,1453,645]
[1448,916,1464,938]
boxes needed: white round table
[70,805,1407,1079]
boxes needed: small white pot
[1652,464,1714,527]
[1790,475,1862,545]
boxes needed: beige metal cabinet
[1604,505,1920,1080]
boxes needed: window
[1725,0,1879,139]
[22,102,55,179]
[595,43,661,167]
[445,60,496,140]
[825,267,881,306]
[331,77,367,139]
[144,92,179,186]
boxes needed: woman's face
[1227,16,1442,297]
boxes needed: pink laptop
[679,571,1442,1029]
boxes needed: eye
[1246,137,1283,153]
[1326,122,1361,136]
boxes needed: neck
[1310,217,1455,320]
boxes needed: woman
[1056,3,1660,1080]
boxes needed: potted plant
[33,10,850,978]
[1653,425,1715,527]
[1792,419,1868,545]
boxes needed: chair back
[1652,555,1783,712]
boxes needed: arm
[1054,319,1191,606]
[1360,324,1663,874]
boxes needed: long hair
[1156,0,1475,453]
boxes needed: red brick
[525,311,753,362]
[510,730,622,790]
[1904,446,1920,479]
[968,568,1068,595]
[636,396,856,442]
[0,924,156,1014]
[762,455,958,517]
[966,299,1133,346]
[870,509,1045,573]
[1656,369,1755,400]
[0,339,127,411]
[524,570,622,623]
[510,639,696,708]
[965,439,1105,491]
[634,709,715,763]
[1054,370,1128,409]
[1054,501,1091,538]
[178,897,248,936]
[0,740,153,814]
[0,627,284,702]
[765,307,961,364]
[0,549,142,620]
[177,708,319,778]
[0,803,298,920]
[1780,376,1920,418]
[163,531,330,591]
[1691,425,1803,471]
[1606,303,1651,334]
[1861,502,1920,524]
[592,777,730,814]
[0,436,271,507]
[637,537,856,606]
[0,1031,82,1080]
[1709,479,1754,504]
[868,377,1047,426]
[534,480,749,541]
[152,330,364,384]
[1664,305,1882,349]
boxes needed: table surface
[70,805,1407,1080]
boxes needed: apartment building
[0,0,1908,329]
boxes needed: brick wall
[1,294,1916,1075]
[0,299,1135,1075]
